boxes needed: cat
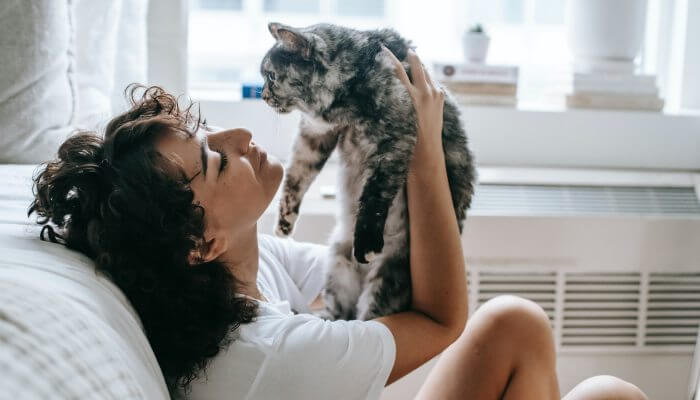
[260,22,476,320]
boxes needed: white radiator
[259,165,700,400]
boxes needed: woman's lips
[259,150,267,170]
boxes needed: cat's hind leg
[356,250,412,321]
[316,240,364,320]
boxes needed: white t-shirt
[187,234,396,400]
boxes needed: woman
[29,48,647,399]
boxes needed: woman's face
[157,127,284,255]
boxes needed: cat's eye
[267,71,277,82]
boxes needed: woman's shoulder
[257,233,293,260]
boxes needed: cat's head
[260,23,347,115]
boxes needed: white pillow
[73,0,121,130]
[0,1,77,163]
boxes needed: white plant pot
[463,32,490,63]
[567,0,647,61]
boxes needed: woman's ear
[188,235,228,266]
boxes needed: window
[188,0,388,99]
[188,0,670,105]
[195,0,243,11]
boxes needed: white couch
[0,165,170,399]
[0,1,187,398]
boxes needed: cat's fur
[260,22,475,320]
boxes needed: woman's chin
[265,156,284,194]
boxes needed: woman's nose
[208,128,253,153]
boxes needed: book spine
[572,83,658,95]
[566,94,664,111]
[573,61,637,74]
[438,75,518,84]
[443,82,517,96]
[573,74,656,86]
[433,63,519,83]
[451,93,517,106]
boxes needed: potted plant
[463,23,490,64]
[567,0,647,62]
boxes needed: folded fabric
[0,1,77,163]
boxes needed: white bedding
[0,164,170,399]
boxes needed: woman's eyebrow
[200,135,208,177]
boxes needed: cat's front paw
[353,224,384,264]
[312,308,336,321]
[275,200,299,237]
[274,214,296,237]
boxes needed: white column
[147,0,189,96]
[680,0,700,111]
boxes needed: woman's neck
[219,225,264,301]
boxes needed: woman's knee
[471,295,551,334]
[563,375,648,400]
[462,295,555,357]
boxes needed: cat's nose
[261,86,271,101]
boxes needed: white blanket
[0,165,170,399]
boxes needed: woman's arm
[374,48,468,384]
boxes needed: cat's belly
[333,163,408,251]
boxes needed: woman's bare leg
[562,375,647,400]
[414,295,559,399]
[414,295,648,400]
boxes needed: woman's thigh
[413,295,559,400]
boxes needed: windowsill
[194,96,700,171]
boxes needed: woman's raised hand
[382,46,445,169]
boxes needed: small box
[242,84,263,99]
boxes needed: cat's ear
[268,22,284,39]
[268,22,310,58]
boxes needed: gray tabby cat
[261,22,475,320]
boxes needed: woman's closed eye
[212,147,228,176]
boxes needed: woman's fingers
[424,66,438,90]
[382,45,412,90]
[425,69,445,99]
[406,50,428,91]
[383,46,439,99]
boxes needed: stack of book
[567,59,664,111]
[433,63,518,107]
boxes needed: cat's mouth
[275,106,291,114]
[270,104,292,114]
[266,98,293,114]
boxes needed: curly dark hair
[28,84,258,395]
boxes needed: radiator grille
[472,184,700,216]
[562,272,640,347]
[645,272,700,346]
[477,271,557,323]
[471,268,700,351]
